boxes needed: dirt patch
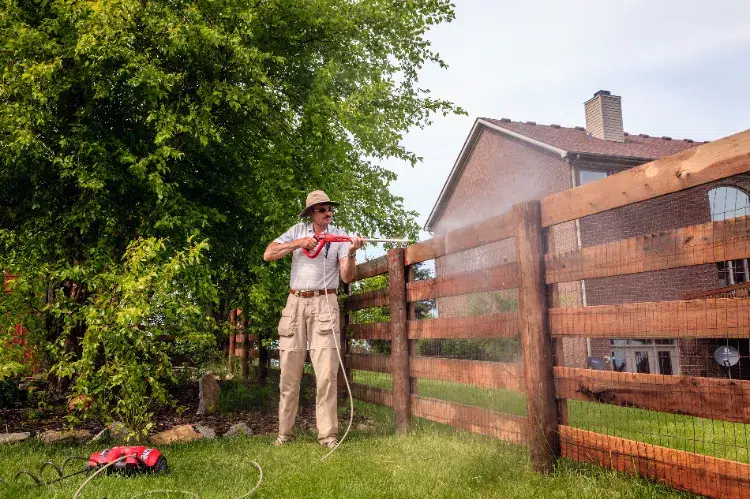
[1,381,360,438]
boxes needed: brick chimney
[584,90,624,143]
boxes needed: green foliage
[218,380,274,414]
[0,0,461,427]
[0,379,24,408]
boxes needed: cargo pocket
[277,301,297,337]
[314,298,338,335]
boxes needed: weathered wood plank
[514,200,559,472]
[389,248,410,433]
[541,129,750,227]
[411,395,527,445]
[545,215,750,283]
[344,289,388,311]
[560,426,750,499]
[404,212,515,266]
[410,357,524,392]
[347,322,391,340]
[406,263,519,302]
[351,382,393,407]
[348,353,390,373]
[684,281,750,300]
[408,313,520,339]
[554,367,750,424]
[549,297,750,338]
[354,255,389,281]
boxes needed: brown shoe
[320,439,339,449]
[273,436,294,446]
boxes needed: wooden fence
[341,129,750,498]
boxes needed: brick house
[425,91,750,378]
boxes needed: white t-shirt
[274,223,351,290]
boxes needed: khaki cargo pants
[277,292,340,444]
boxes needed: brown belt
[289,289,337,298]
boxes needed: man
[263,190,365,448]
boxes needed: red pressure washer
[87,446,168,475]
[302,234,413,258]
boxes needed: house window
[709,187,750,286]
[579,169,609,185]
[610,339,679,375]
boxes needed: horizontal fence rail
[406,263,519,301]
[410,357,524,392]
[354,255,389,281]
[411,395,527,446]
[407,313,519,339]
[560,426,750,499]
[344,289,388,311]
[554,367,750,424]
[347,322,390,340]
[541,129,750,227]
[545,214,750,283]
[404,211,515,266]
[549,297,750,338]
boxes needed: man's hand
[296,237,318,250]
[348,236,366,252]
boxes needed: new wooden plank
[549,297,750,338]
[347,353,390,373]
[560,426,750,499]
[344,289,388,311]
[408,313,520,340]
[411,395,527,446]
[545,215,750,283]
[406,263,519,302]
[554,367,750,424]
[351,382,393,407]
[404,211,515,266]
[354,255,389,281]
[347,322,391,340]
[541,129,750,227]
[410,357,524,392]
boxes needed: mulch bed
[2,380,360,438]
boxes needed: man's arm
[339,237,366,283]
[263,238,317,262]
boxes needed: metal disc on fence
[714,345,740,367]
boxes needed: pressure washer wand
[303,235,414,258]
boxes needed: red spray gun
[303,234,413,258]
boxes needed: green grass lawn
[0,401,694,499]
[353,370,750,464]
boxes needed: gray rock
[195,424,216,439]
[38,429,92,444]
[108,421,130,442]
[0,432,30,445]
[223,423,252,438]
[197,372,221,415]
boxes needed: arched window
[709,186,750,285]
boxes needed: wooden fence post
[406,265,419,395]
[388,247,410,433]
[228,309,237,376]
[513,200,560,473]
[239,309,249,380]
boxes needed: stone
[223,423,252,438]
[37,429,92,444]
[150,424,203,445]
[108,421,130,442]
[0,432,30,445]
[356,423,376,432]
[197,372,221,415]
[195,424,216,439]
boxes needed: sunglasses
[313,206,334,214]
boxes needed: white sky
[374,0,750,252]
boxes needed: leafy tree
[0,0,460,430]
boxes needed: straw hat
[299,190,339,218]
